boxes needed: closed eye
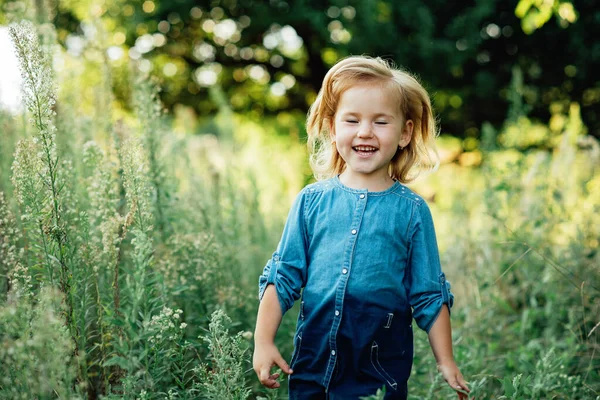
[375,121,389,125]
[345,120,358,123]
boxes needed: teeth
[354,146,377,151]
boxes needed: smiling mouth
[353,146,378,154]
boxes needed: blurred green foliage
[1,0,598,140]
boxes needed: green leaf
[501,376,514,397]
[103,356,130,370]
[515,0,533,18]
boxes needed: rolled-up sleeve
[405,200,454,333]
[258,190,309,315]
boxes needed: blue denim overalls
[259,176,454,399]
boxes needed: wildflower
[120,137,154,233]
[0,192,23,294]
[11,139,44,213]
[180,323,187,329]
[8,263,33,300]
[196,309,252,398]
[241,331,253,340]
[82,140,123,270]
[133,76,169,238]
[9,21,56,119]
[9,21,58,163]
[9,20,74,304]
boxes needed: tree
[10,0,599,139]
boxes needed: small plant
[498,347,585,400]
[194,309,252,400]
[133,76,172,242]
[0,287,81,399]
[0,192,22,299]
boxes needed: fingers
[258,366,281,389]
[274,354,293,375]
[453,381,469,393]
[254,352,293,389]
[451,374,470,400]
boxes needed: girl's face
[332,83,413,185]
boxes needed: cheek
[335,124,355,137]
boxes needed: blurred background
[0,1,598,399]
[2,0,599,140]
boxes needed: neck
[339,171,396,192]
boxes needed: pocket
[384,312,393,328]
[370,341,398,391]
[290,332,303,369]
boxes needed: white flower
[241,331,253,340]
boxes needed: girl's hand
[437,360,471,400]
[253,341,293,389]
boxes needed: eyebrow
[340,112,396,119]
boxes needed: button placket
[324,188,367,390]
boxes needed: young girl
[253,56,470,400]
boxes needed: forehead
[336,82,401,115]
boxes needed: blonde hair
[306,55,440,183]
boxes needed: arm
[428,305,470,399]
[253,284,293,389]
[254,190,309,388]
[406,201,470,398]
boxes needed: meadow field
[0,12,599,400]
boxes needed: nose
[356,122,373,138]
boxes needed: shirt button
[359,194,365,199]
[342,268,348,274]
[335,310,340,316]
[331,350,336,356]
[351,229,357,235]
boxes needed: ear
[328,117,336,142]
[399,119,413,148]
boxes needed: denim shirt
[258,176,454,397]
